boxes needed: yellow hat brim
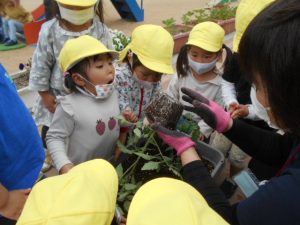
[67,49,119,71]
[186,39,222,53]
[119,44,174,75]
[56,0,97,7]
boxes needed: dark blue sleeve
[237,169,300,225]
[0,64,45,190]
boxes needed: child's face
[188,46,219,64]
[133,65,162,83]
[84,54,115,95]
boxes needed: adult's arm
[181,149,239,224]
[224,119,296,167]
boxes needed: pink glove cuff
[176,138,196,156]
[158,132,196,156]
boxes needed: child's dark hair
[123,52,143,71]
[52,1,104,23]
[176,44,232,78]
[238,0,300,135]
[64,54,112,92]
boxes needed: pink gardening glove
[152,123,195,156]
[181,87,231,133]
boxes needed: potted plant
[210,4,237,34]
[115,93,224,215]
[180,5,237,34]
[162,18,192,54]
[109,29,131,51]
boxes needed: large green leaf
[141,161,160,171]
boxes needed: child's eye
[96,65,104,69]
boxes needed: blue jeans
[2,18,24,42]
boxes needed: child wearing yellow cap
[115,24,174,124]
[17,159,119,225]
[45,35,120,174]
[221,0,274,121]
[168,21,231,138]
[29,0,113,171]
[127,178,228,225]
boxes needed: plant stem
[151,136,182,179]
[120,131,156,180]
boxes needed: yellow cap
[127,178,229,225]
[17,159,118,225]
[59,35,118,72]
[233,0,275,52]
[186,21,225,52]
[120,24,174,75]
[56,0,97,7]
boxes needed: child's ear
[72,73,85,87]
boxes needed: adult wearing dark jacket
[153,0,300,224]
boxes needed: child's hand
[59,163,74,174]
[231,104,249,119]
[0,189,31,220]
[120,216,127,225]
[39,91,57,113]
[122,111,138,123]
[228,102,239,115]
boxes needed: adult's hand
[152,123,195,156]
[181,87,232,133]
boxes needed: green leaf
[134,152,156,160]
[116,164,123,178]
[133,128,142,138]
[141,161,160,171]
[118,191,129,202]
[124,200,131,212]
[115,114,136,126]
[117,140,133,154]
[124,183,137,191]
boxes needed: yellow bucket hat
[127,178,229,225]
[186,21,225,52]
[120,24,174,75]
[59,35,119,72]
[233,0,275,52]
[55,0,97,7]
[17,159,118,225]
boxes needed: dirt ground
[0,0,212,74]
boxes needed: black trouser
[41,125,49,149]
[0,217,16,225]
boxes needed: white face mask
[250,87,279,129]
[58,5,94,25]
[77,75,116,100]
[132,72,159,89]
[188,55,218,75]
